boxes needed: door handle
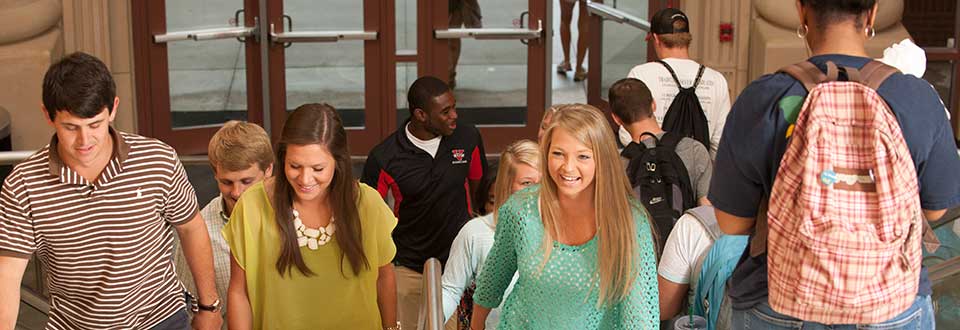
[585,1,650,31]
[435,19,543,41]
[269,23,377,44]
[520,11,530,45]
[153,9,258,43]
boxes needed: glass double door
[584,0,657,111]
[135,0,548,155]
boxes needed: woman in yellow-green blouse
[224,103,399,330]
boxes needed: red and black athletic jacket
[361,123,487,273]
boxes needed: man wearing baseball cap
[627,8,731,159]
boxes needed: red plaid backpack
[760,61,940,324]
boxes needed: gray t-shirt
[621,132,713,200]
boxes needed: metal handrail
[0,151,214,166]
[419,258,444,330]
[0,152,382,166]
[586,1,651,31]
[0,151,502,166]
[0,151,35,165]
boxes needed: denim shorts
[730,295,934,330]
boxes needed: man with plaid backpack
[709,1,960,329]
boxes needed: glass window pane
[396,63,417,126]
[601,1,648,101]
[166,0,248,129]
[283,0,366,128]
[926,217,960,327]
[551,0,587,104]
[397,0,416,53]
[450,2,528,127]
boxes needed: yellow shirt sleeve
[222,182,269,271]
[359,182,397,267]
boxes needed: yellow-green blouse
[223,181,397,330]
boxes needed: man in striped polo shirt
[0,53,222,329]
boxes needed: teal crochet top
[473,186,660,329]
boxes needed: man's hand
[174,213,221,329]
[192,310,223,330]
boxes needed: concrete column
[748,0,909,84]
[60,0,137,134]
[0,0,63,150]
[62,0,111,67]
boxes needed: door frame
[264,0,389,155]
[418,0,549,152]
[132,0,551,155]
[131,0,266,155]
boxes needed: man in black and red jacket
[361,76,487,329]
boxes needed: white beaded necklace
[292,208,336,250]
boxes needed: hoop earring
[865,26,876,40]
[796,24,809,39]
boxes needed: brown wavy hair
[273,103,368,277]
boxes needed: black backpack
[621,132,697,255]
[658,60,711,151]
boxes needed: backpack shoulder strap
[691,64,706,89]
[685,206,723,240]
[657,60,684,89]
[778,61,840,91]
[859,60,900,90]
[658,131,684,150]
[620,141,646,160]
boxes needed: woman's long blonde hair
[491,139,540,226]
[538,104,645,306]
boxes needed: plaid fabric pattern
[766,81,924,324]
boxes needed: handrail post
[418,258,444,330]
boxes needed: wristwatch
[197,298,222,313]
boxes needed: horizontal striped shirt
[0,129,199,329]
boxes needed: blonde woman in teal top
[471,104,660,329]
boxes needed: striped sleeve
[163,152,200,225]
[0,171,36,257]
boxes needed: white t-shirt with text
[627,58,732,158]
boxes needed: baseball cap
[650,8,690,35]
